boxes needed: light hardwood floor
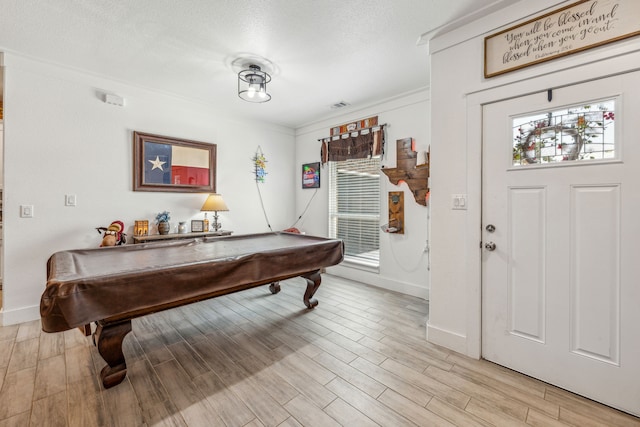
[0,275,639,426]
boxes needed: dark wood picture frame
[133,131,217,193]
[302,162,320,189]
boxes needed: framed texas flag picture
[133,131,217,193]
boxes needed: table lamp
[201,193,229,231]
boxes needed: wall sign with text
[484,0,640,78]
[302,162,320,189]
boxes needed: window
[328,158,381,268]
[512,99,616,166]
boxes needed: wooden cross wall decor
[381,138,429,206]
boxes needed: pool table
[40,232,344,388]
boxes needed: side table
[132,230,232,244]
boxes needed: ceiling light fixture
[238,64,271,103]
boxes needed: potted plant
[155,211,171,235]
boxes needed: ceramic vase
[178,222,187,234]
[158,221,170,235]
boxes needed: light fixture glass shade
[201,193,229,212]
[238,64,271,103]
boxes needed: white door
[482,73,640,416]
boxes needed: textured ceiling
[0,0,520,128]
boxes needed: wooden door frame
[463,62,640,360]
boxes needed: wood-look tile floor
[1,275,639,426]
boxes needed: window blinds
[328,158,381,267]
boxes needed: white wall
[0,53,296,325]
[296,90,431,299]
[428,0,640,356]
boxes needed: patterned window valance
[320,125,386,164]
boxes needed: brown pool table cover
[40,232,344,332]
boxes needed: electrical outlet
[20,205,34,218]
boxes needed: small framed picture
[190,220,204,232]
[302,162,320,189]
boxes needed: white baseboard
[426,321,468,355]
[0,304,40,326]
[327,264,429,300]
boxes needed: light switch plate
[451,194,467,210]
[20,205,34,218]
[65,194,77,206]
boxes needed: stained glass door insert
[512,99,616,166]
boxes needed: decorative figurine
[96,220,126,246]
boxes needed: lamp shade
[201,193,229,212]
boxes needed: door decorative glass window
[512,99,615,166]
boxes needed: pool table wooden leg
[269,282,281,294]
[93,320,132,389]
[302,270,321,309]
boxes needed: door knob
[485,224,495,232]
[484,242,496,251]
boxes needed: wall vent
[103,93,125,107]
